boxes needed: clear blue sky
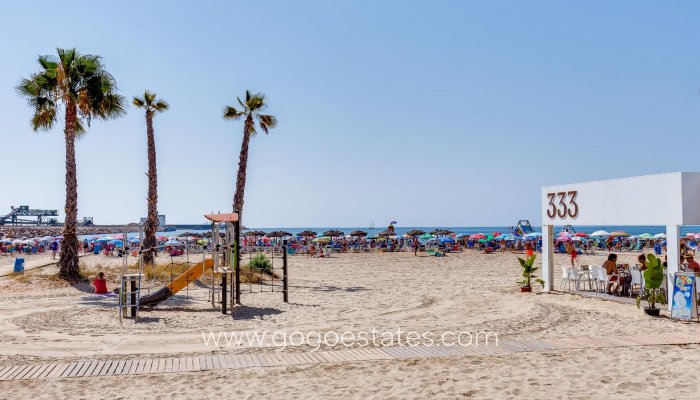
[1,1,699,227]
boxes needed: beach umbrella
[297,230,317,237]
[440,237,455,243]
[574,232,589,237]
[653,233,666,239]
[590,230,610,237]
[431,229,453,236]
[165,239,182,245]
[107,239,123,246]
[523,232,542,240]
[638,233,653,239]
[267,231,293,238]
[350,230,368,237]
[378,229,397,238]
[419,233,433,240]
[323,230,344,237]
[610,231,630,237]
[405,229,425,236]
[571,236,584,242]
[558,231,572,237]
[492,232,502,237]
[555,236,572,242]
[96,237,111,242]
[470,233,486,240]
[12,239,23,244]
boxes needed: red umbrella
[574,232,589,237]
[470,233,486,240]
[492,232,501,237]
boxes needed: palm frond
[30,103,57,131]
[246,92,266,111]
[74,119,87,137]
[153,100,169,112]
[256,114,277,129]
[248,124,257,137]
[223,106,243,120]
[133,97,145,107]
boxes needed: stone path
[1,333,698,381]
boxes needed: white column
[666,225,680,311]
[542,224,555,292]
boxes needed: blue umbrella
[440,237,455,243]
[107,240,123,246]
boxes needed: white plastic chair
[560,265,569,289]
[587,266,600,292]
[629,269,643,297]
[566,268,580,291]
[597,267,616,294]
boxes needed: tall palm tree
[17,48,125,281]
[223,90,277,222]
[133,91,169,265]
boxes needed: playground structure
[118,211,289,321]
[0,205,58,226]
[512,220,534,236]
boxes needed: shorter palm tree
[133,91,168,265]
[224,90,277,223]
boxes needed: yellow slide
[140,258,215,306]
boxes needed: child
[93,272,108,294]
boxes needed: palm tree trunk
[143,111,158,265]
[232,115,253,222]
[58,102,80,280]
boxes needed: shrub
[248,253,273,274]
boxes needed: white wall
[541,172,700,226]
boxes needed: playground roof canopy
[204,212,239,223]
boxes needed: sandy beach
[1,249,698,399]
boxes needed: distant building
[140,215,166,227]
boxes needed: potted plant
[517,254,544,292]
[636,254,667,316]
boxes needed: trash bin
[13,258,25,273]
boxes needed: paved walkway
[1,333,698,381]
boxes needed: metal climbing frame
[119,227,143,321]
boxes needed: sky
[1,0,699,228]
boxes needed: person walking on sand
[51,240,58,260]
[413,237,419,256]
[567,243,577,268]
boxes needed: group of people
[595,252,700,295]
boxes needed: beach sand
[0,250,698,399]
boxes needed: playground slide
[140,258,214,307]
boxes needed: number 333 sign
[545,191,579,219]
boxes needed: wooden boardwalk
[1,334,698,382]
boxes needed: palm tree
[17,48,125,280]
[133,91,169,265]
[223,90,277,222]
